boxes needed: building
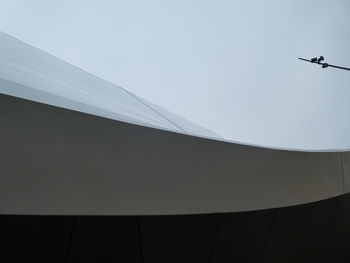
[1,31,350,262]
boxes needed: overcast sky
[0,0,349,150]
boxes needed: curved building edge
[1,93,350,215]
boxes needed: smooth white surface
[0,92,349,215]
[0,31,218,138]
[1,30,350,215]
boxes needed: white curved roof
[0,31,218,139]
[1,31,350,215]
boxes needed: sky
[0,0,349,150]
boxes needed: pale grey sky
[0,0,349,150]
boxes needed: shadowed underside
[2,194,350,263]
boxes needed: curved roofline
[1,93,349,215]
